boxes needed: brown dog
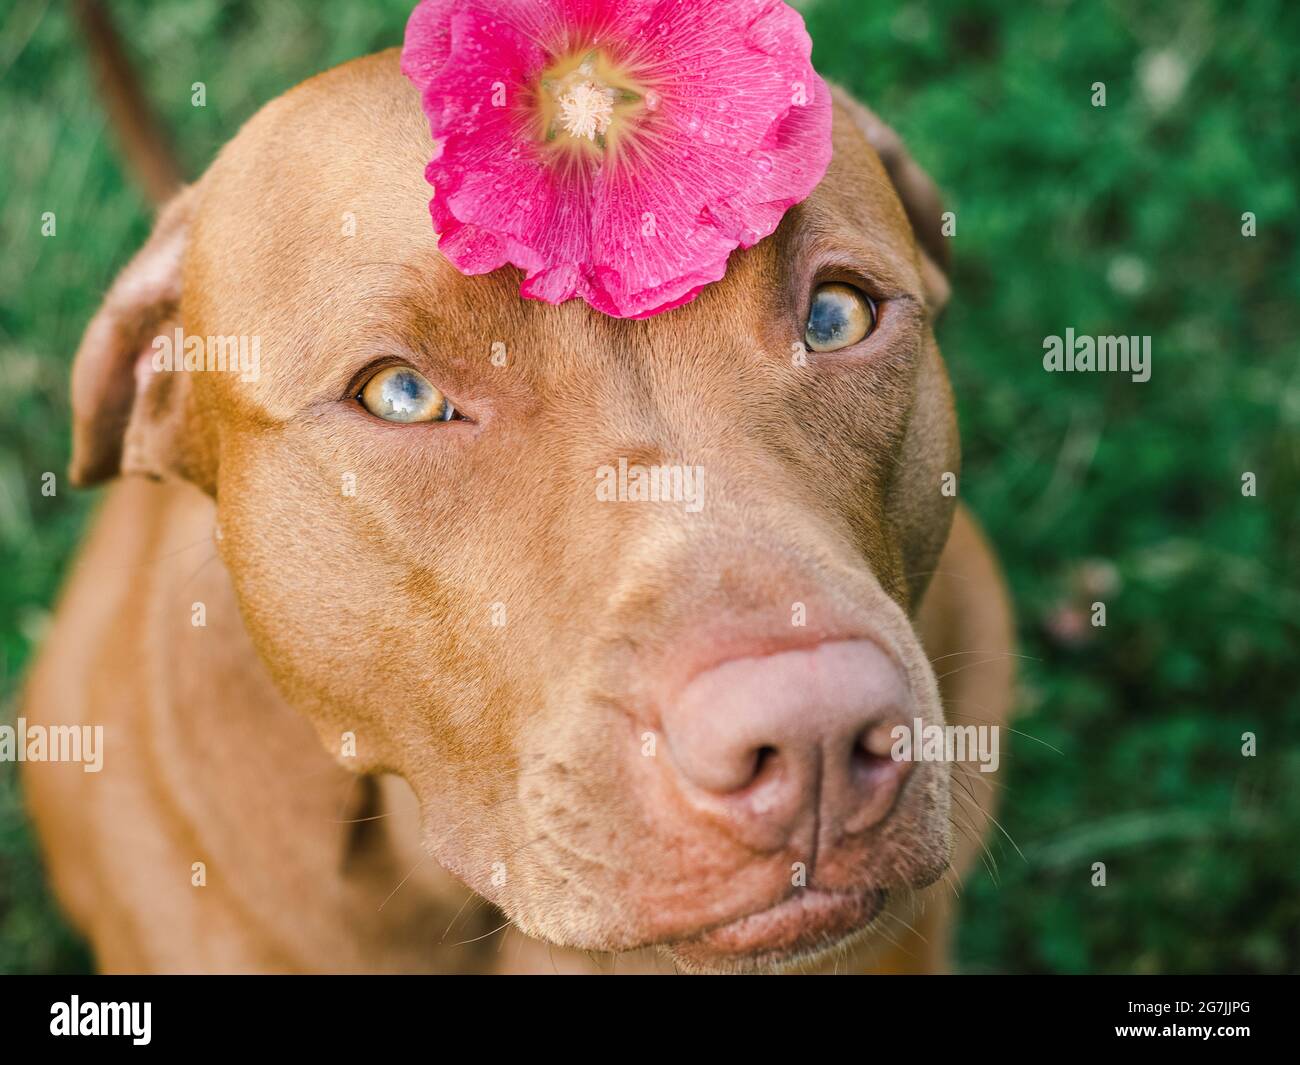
[20,49,1014,974]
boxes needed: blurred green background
[1,0,1296,973]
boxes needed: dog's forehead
[187,51,920,411]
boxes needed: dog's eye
[804,282,876,352]
[357,365,457,423]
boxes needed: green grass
[1,0,1297,973]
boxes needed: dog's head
[69,51,958,972]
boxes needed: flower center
[536,49,654,158]
[556,69,616,142]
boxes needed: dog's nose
[661,639,912,849]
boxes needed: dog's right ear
[69,186,214,492]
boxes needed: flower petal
[402,0,832,319]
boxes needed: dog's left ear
[830,85,951,315]
[69,186,215,491]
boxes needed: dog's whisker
[951,795,1008,879]
[448,917,514,948]
[950,764,986,807]
[974,805,1026,864]
[935,656,1024,682]
[952,765,1007,798]
[180,549,222,591]
[947,800,1000,883]
[939,864,965,900]
[439,890,480,941]
[376,853,430,913]
[96,532,219,572]
[449,895,497,943]
[945,710,1064,758]
[929,649,1038,665]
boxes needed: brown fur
[22,50,1014,973]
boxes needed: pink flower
[401,0,832,319]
